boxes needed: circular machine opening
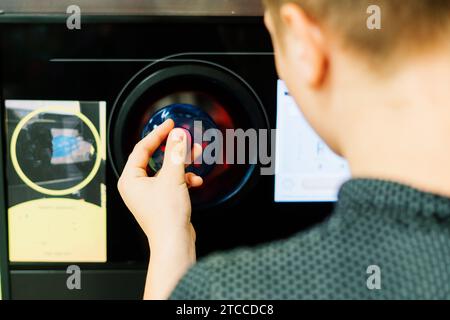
[109,62,269,209]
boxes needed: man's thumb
[160,128,189,183]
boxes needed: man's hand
[117,119,203,299]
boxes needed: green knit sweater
[170,179,450,299]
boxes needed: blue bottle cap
[142,103,219,177]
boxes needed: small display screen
[5,100,107,263]
[275,80,351,202]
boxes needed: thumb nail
[170,129,185,143]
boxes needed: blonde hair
[264,0,450,60]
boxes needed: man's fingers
[160,128,189,184]
[186,173,204,189]
[192,143,203,163]
[122,119,174,178]
[185,143,203,168]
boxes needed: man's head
[264,0,450,155]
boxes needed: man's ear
[279,3,327,87]
[264,10,274,35]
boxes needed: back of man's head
[263,0,450,193]
[264,0,450,64]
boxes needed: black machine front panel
[0,17,333,299]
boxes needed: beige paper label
[8,197,106,262]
